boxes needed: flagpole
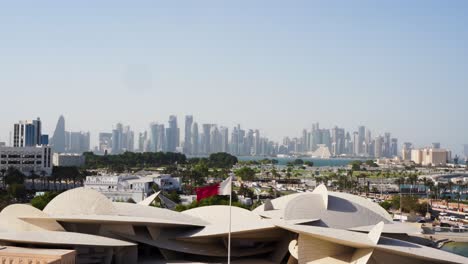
[227,177,232,264]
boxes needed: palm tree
[40,170,47,190]
[0,168,6,189]
[30,170,37,190]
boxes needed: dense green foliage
[165,190,181,203]
[83,151,187,170]
[304,161,314,167]
[293,159,304,165]
[234,167,256,181]
[365,160,379,167]
[389,195,430,215]
[205,153,238,168]
[238,158,278,165]
[4,167,25,185]
[174,193,248,211]
[30,192,60,210]
[7,183,26,199]
[349,160,363,171]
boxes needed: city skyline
[1,1,468,154]
[2,114,463,158]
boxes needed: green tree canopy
[293,159,304,165]
[5,167,25,185]
[234,167,256,181]
[207,152,238,168]
[31,192,60,210]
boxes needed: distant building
[166,115,179,152]
[411,147,451,166]
[99,132,113,154]
[52,153,85,167]
[464,144,468,158]
[67,131,90,154]
[13,118,48,147]
[184,115,193,154]
[402,142,413,161]
[50,115,66,153]
[310,144,332,159]
[0,146,52,175]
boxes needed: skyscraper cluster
[48,115,405,158]
[50,115,90,154]
[98,123,134,154]
[135,116,276,156]
[283,123,398,158]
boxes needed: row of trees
[83,151,188,171]
[379,195,430,215]
[83,152,238,172]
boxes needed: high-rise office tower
[201,124,212,154]
[402,142,413,161]
[13,118,46,147]
[191,123,199,155]
[51,115,66,152]
[383,133,391,157]
[210,126,221,153]
[390,138,398,157]
[237,126,246,156]
[150,123,165,152]
[68,131,90,153]
[230,127,239,155]
[331,127,345,156]
[374,136,383,158]
[166,115,179,152]
[357,126,365,154]
[184,116,193,155]
[122,126,134,152]
[220,127,229,153]
[301,129,307,153]
[138,132,147,152]
[310,123,320,151]
[352,132,359,156]
[245,130,254,155]
[253,130,261,156]
[344,132,352,154]
[111,123,124,154]
[321,129,332,151]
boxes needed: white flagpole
[227,176,232,264]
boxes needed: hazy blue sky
[1,1,467,153]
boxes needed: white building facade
[84,174,180,203]
[52,153,85,167]
[0,146,52,175]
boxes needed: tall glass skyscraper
[13,118,47,147]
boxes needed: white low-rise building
[152,174,181,191]
[84,174,180,202]
[52,153,85,167]
[0,146,52,175]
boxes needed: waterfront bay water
[237,156,359,167]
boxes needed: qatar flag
[196,176,232,201]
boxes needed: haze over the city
[1,1,467,153]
